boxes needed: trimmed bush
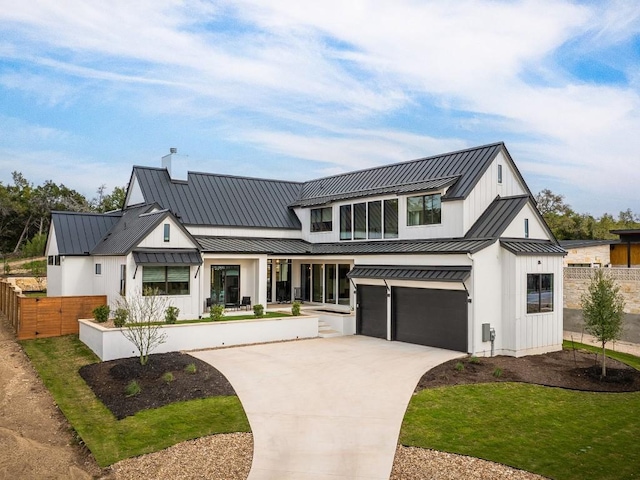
[113,307,128,328]
[253,304,264,318]
[92,305,110,323]
[165,306,180,324]
[162,372,174,383]
[291,301,301,316]
[184,363,197,374]
[210,304,225,321]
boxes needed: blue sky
[1,0,639,216]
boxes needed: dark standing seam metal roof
[295,142,516,206]
[91,204,162,255]
[500,239,566,256]
[347,265,471,282]
[132,167,303,229]
[465,195,529,239]
[133,250,202,265]
[51,211,121,255]
[291,177,459,207]
[559,239,615,248]
[195,236,494,255]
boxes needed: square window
[311,207,332,232]
[407,193,441,226]
[47,256,54,265]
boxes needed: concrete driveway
[192,335,464,480]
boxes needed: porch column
[257,256,268,307]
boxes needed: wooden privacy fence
[0,280,106,340]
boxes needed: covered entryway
[392,287,467,351]
[349,265,471,352]
[356,285,387,339]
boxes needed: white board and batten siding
[501,202,549,240]
[463,151,528,233]
[93,256,127,308]
[501,250,563,357]
[137,216,198,249]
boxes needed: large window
[384,199,398,238]
[325,264,336,303]
[340,199,398,240]
[311,207,332,232]
[338,264,350,305]
[368,201,382,239]
[211,265,240,306]
[340,205,352,240]
[407,193,441,226]
[312,264,323,302]
[527,273,553,313]
[143,266,190,295]
[353,203,367,239]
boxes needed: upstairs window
[353,203,367,239]
[163,224,170,242]
[407,193,441,226]
[384,199,398,238]
[311,207,332,232]
[340,205,352,240]
[525,218,529,238]
[367,201,382,239]
[527,273,553,313]
[95,263,102,275]
[498,164,503,184]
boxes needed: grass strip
[129,311,292,326]
[401,346,640,480]
[21,335,250,467]
[563,339,640,370]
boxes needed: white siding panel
[137,216,198,249]
[463,151,528,233]
[125,174,145,207]
[187,225,302,239]
[501,203,550,240]
[61,257,92,296]
[95,256,127,308]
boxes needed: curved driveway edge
[192,335,464,480]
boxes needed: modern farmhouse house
[46,142,565,357]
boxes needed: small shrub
[455,361,465,372]
[162,372,175,383]
[3,262,10,275]
[124,380,141,397]
[291,301,301,316]
[165,305,180,324]
[210,304,225,321]
[493,367,503,378]
[113,307,128,328]
[184,363,197,374]
[469,356,481,364]
[253,304,264,318]
[92,305,110,323]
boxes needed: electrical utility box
[482,323,491,342]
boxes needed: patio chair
[240,296,252,310]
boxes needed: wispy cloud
[0,1,638,213]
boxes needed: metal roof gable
[129,166,303,229]
[465,195,530,239]
[296,142,507,205]
[50,211,121,256]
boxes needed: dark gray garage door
[392,287,467,352]
[356,285,387,339]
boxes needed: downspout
[467,252,475,356]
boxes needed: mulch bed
[80,347,640,420]
[417,348,640,393]
[79,352,236,419]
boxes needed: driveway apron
[193,336,463,480]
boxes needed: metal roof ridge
[301,142,505,186]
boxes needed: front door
[211,265,240,307]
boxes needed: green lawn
[563,339,640,370]
[21,335,250,467]
[400,350,640,480]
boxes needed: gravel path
[110,433,545,480]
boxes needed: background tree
[115,287,169,365]
[580,269,625,376]
[92,185,126,212]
